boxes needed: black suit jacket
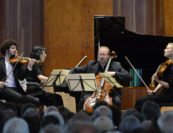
[70,60,132,85]
[0,57,27,94]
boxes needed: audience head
[142,100,161,121]
[92,105,113,120]
[39,124,63,133]
[94,116,115,132]
[71,111,92,123]
[45,106,58,114]
[41,111,64,128]
[121,108,144,123]
[23,107,40,118]
[119,115,141,133]
[58,106,75,123]
[64,121,98,133]
[2,117,29,133]
[158,111,173,133]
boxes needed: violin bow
[125,56,150,91]
[75,56,88,68]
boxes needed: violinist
[70,46,132,111]
[135,42,173,111]
[0,39,40,105]
[25,46,63,107]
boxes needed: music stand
[66,73,97,92]
[44,69,70,88]
[99,73,123,88]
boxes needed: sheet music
[100,73,123,88]
[66,73,97,91]
[45,69,70,87]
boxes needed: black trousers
[27,84,63,107]
[135,92,173,112]
[0,87,40,105]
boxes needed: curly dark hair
[0,39,17,55]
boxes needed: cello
[83,51,116,113]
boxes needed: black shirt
[26,64,42,83]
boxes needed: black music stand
[44,69,70,88]
[66,73,97,111]
[66,73,97,92]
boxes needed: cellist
[70,46,132,111]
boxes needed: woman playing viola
[25,46,63,107]
[135,42,173,111]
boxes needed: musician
[25,46,63,107]
[0,39,39,105]
[135,42,173,111]
[70,46,132,110]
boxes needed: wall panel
[44,0,113,75]
[164,0,173,36]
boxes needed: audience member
[2,117,29,133]
[157,111,173,133]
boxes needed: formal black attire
[135,64,173,111]
[0,57,39,105]
[25,63,63,107]
[70,60,132,111]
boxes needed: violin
[157,59,173,77]
[150,59,173,88]
[9,56,41,65]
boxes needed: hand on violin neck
[151,73,158,82]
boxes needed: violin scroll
[110,51,117,59]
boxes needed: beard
[9,53,16,59]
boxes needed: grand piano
[94,16,173,85]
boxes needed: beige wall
[44,0,113,75]
[164,0,173,36]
